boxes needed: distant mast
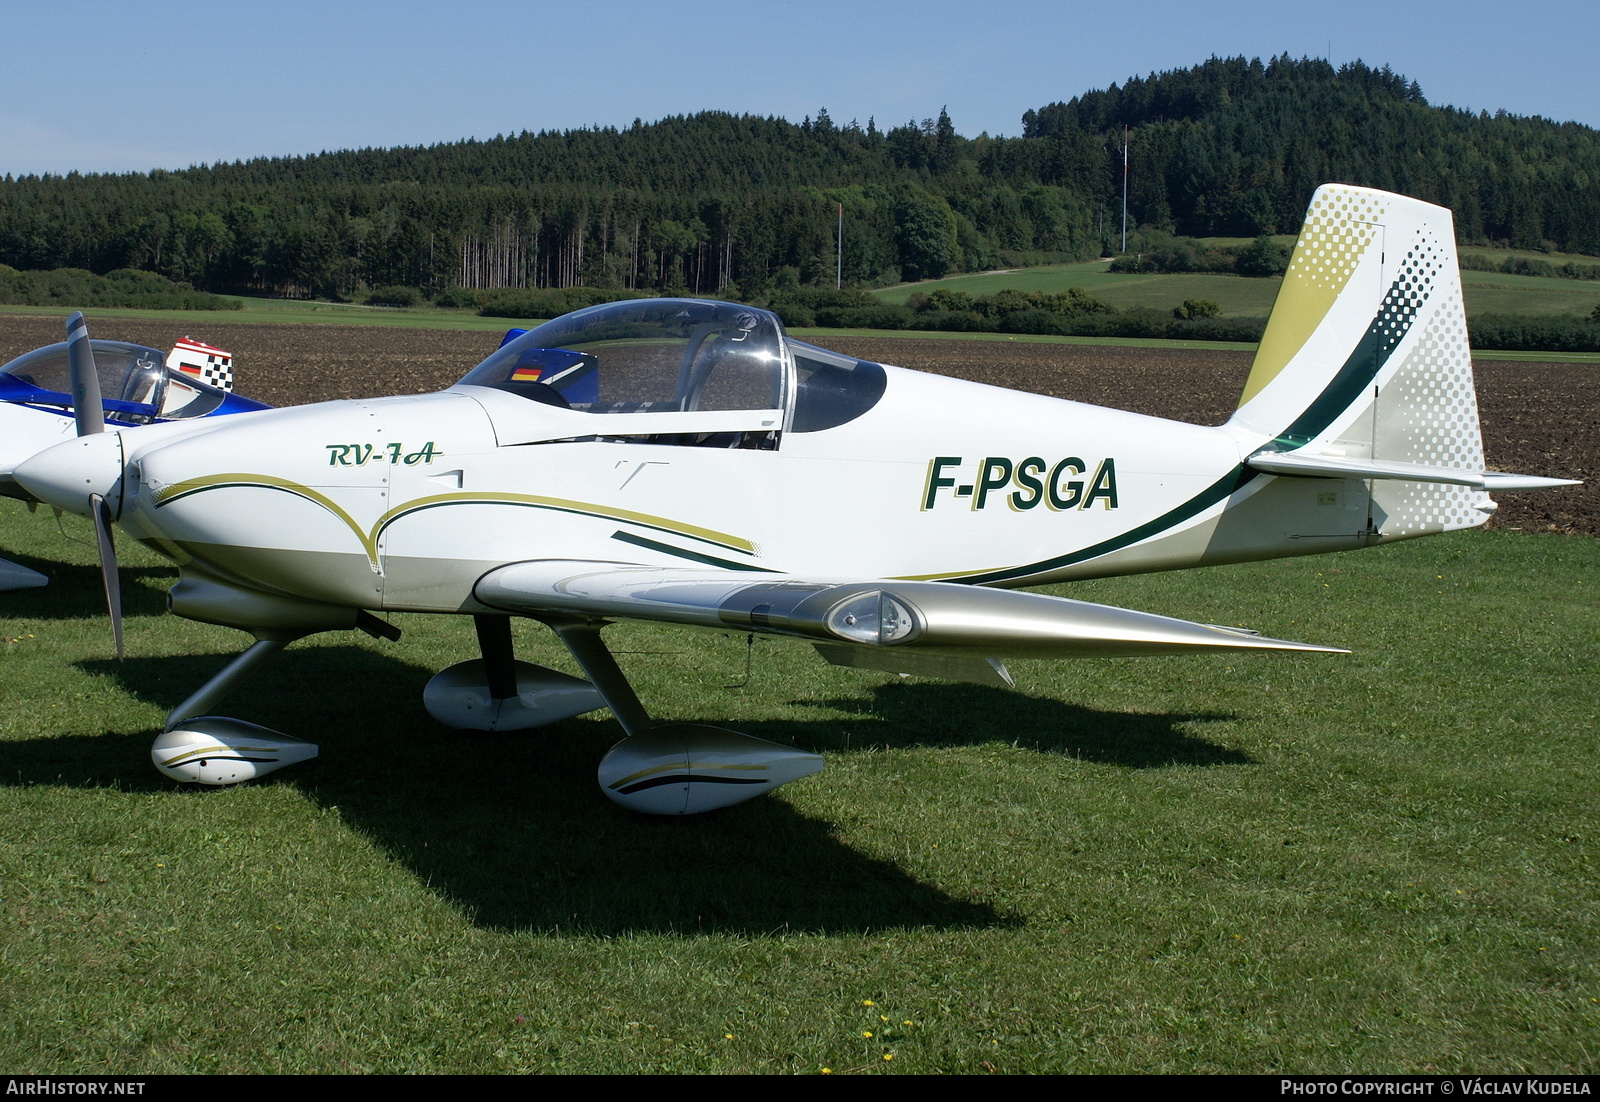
[836,202,843,290]
[1121,125,1129,253]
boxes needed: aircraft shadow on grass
[0,546,173,621]
[4,644,1244,935]
[788,680,1245,768]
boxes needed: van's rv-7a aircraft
[0,330,266,591]
[13,186,1577,814]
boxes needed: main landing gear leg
[422,614,606,732]
[544,617,823,816]
[546,619,651,736]
[475,614,520,702]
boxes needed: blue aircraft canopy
[0,338,265,424]
[4,340,166,402]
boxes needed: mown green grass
[875,259,1122,304]
[2,497,1596,1073]
[1460,349,1600,364]
[876,261,1257,311]
[7,259,1599,354]
[1460,270,1600,317]
[876,260,1600,320]
[874,259,1284,315]
[1460,245,1600,268]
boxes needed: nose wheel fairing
[153,718,318,785]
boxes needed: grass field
[6,300,1599,365]
[1458,269,1600,317]
[2,497,1595,1074]
[1458,245,1600,269]
[6,245,1598,344]
[876,259,1600,320]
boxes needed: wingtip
[1202,624,1348,654]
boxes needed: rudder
[1226,184,1492,539]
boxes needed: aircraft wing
[474,561,1345,686]
[0,555,47,591]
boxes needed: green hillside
[4,57,1600,306]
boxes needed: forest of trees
[3,56,1598,302]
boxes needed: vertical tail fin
[1227,184,1493,537]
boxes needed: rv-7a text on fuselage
[13,185,1577,814]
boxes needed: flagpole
[836,202,843,289]
[1121,125,1129,254]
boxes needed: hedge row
[769,300,1268,342]
[1107,234,1291,277]
[470,284,1600,351]
[476,286,654,318]
[1467,313,1600,352]
[1458,254,1600,281]
[0,266,241,310]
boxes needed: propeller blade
[66,311,106,437]
[89,492,123,660]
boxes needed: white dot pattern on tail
[1288,187,1386,289]
[1372,227,1488,533]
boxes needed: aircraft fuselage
[91,362,1376,617]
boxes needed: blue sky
[2,0,1594,177]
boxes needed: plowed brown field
[4,316,1594,535]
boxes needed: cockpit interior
[459,299,887,446]
[0,340,242,424]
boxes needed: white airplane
[13,185,1578,814]
[0,329,267,590]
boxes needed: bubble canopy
[458,298,886,434]
[0,339,240,423]
[460,299,785,413]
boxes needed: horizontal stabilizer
[0,556,48,591]
[1478,472,1584,491]
[474,561,1347,660]
[1248,450,1581,491]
